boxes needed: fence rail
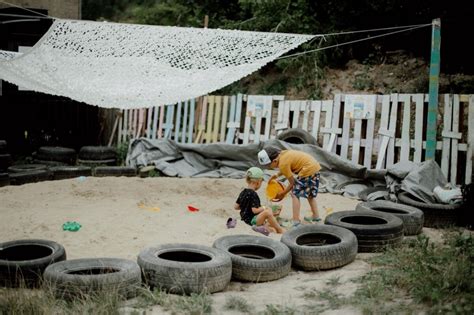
[115,93,473,185]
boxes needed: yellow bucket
[266,179,287,200]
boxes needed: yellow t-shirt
[277,150,321,179]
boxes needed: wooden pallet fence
[239,95,284,144]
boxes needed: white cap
[258,149,271,165]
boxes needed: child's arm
[234,203,240,210]
[251,206,265,214]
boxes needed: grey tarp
[126,138,447,203]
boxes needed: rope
[0,0,54,19]
[275,24,431,61]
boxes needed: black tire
[0,154,12,171]
[138,243,231,294]
[0,140,6,154]
[51,166,92,180]
[213,235,291,282]
[0,239,66,287]
[281,225,357,271]
[0,173,9,187]
[325,210,404,236]
[43,258,141,299]
[36,147,76,164]
[397,192,460,228]
[277,128,318,145]
[94,166,136,177]
[33,159,68,167]
[9,170,52,185]
[356,201,424,235]
[77,159,117,166]
[8,164,48,173]
[79,146,117,161]
[359,187,388,201]
[325,210,404,253]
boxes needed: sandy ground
[0,176,434,314]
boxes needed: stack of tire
[0,140,11,187]
[8,164,51,186]
[325,210,404,253]
[78,146,136,177]
[397,192,460,228]
[34,146,76,166]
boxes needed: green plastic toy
[62,221,82,232]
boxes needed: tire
[94,166,136,177]
[397,192,460,228]
[0,239,66,287]
[359,187,388,201]
[8,164,48,173]
[138,243,231,294]
[79,146,117,161]
[325,210,404,236]
[277,128,318,145]
[33,159,68,167]
[0,140,6,154]
[36,147,76,165]
[325,210,404,253]
[51,166,92,180]
[44,258,141,299]
[77,159,117,166]
[0,154,12,171]
[213,235,291,282]
[9,170,52,185]
[356,201,424,235]
[0,173,9,187]
[281,225,357,271]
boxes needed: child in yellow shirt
[258,147,321,226]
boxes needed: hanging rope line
[0,0,53,18]
[275,24,431,60]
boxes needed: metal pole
[425,18,441,160]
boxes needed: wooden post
[425,18,441,160]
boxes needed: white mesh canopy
[0,19,314,109]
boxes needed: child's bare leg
[308,196,320,218]
[291,193,301,222]
[256,209,284,233]
[265,224,277,233]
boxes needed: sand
[0,176,414,313]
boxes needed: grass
[224,296,254,313]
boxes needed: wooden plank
[291,101,300,128]
[322,100,333,149]
[225,95,237,143]
[212,95,222,142]
[450,94,460,183]
[330,94,342,153]
[352,118,362,164]
[262,96,273,141]
[136,109,145,139]
[118,109,125,144]
[158,105,165,138]
[283,101,291,131]
[206,95,215,143]
[182,100,188,143]
[386,94,399,167]
[220,96,229,143]
[175,101,182,142]
[340,110,351,160]
[376,95,391,169]
[400,94,411,161]
[145,108,152,138]
[413,94,424,162]
[310,100,322,144]
[276,100,285,133]
[361,94,378,168]
[466,95,474,184]
[301,101,310,131]
[188,98,195,143]
[441,94,453,177]
[164,105,174,139]
[151,106,158,140]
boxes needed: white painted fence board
[330,94,342,153]
[188,99,195,144]
[182,101,188,143]
[467,95,474,184]
[450,94,460,183]
[302,101,310,131]
[352,119,362,164]
[175,101,182,141]
[400,94,411,161]
[386,94,399,167]
[441,94,453,178]
[376,95,391,169]
[413,94,424,162]
[310,101,322,143]
[220,96,229,143]
[322,100,333,149]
